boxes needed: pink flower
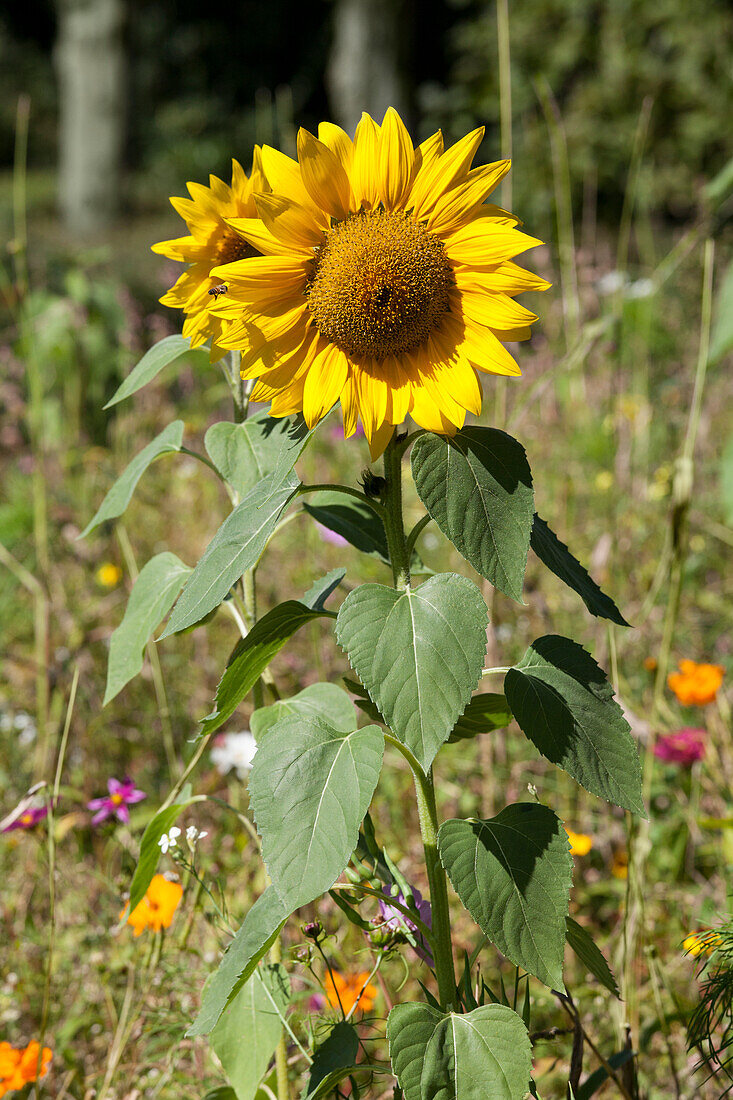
[317,524,348,548]
[2,805,48,832]
[653,728,706,766]
[87,777,146,825]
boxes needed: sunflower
[209,108,548,457]
[152,153,268,359]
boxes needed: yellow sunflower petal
[297,129,351,222]
[378,107,414,211]
[340,373,359,436]
[410,127,485,218]
[303,342,349,426]
[254,193,324,249]
[458,286,538,330]
[366,420,396,461]
[458,260,551,293]
[260,145,326,222]
[442,307,522,376]
[224,217,291,257]
[318,122,354,172]
[409,381,460,434]
[427,160,511,236]
[351,112,381,210]
[445,226,543,267]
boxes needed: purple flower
[87,777,146,825]
[1,804,48,832]
[379,885,433,966]
[654,728,706,766]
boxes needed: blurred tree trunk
[56,0,125,235]
[327,0,411,136]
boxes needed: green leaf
[250,716,384,910]
[188,886,290,1037]
[387,1002,532,1100]
[505,635,645,815]
[303,492,389,561]
[336,573,487,770]
[709,260,733,365]
[303,568,346,610]
[411,428,534,602]
[438,803,572,989]
[104,552,191,705]
[205,413,311,498]
[565,917,620,998]
[128,795,195,913]
[530,515,629,626]
[160,472,299,637]
[448,692,512,744]
[250,683,357,741]
[210,963,290,1100]
[199,601,330,738]
[304,1022,360,1100]
[80,421,184,537]
[104,335,206,409]
[202,1089,238,1100]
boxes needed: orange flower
[0,1040,52,1097]
[324,970,377,1015]
[683,930,723,958]
[120,874,183,936]
[565,829,593,857]
[643,656,657,673]
[668,659,724,706]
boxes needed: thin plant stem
[494,0,512,425]
[298,482,386,518]
[482,666,510,678]
[344,956,384,1023]
[536,78,581,360]
[330,882,434,944]
[35,667,79,1098]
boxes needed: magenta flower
[317,523,348,548]
[379,885,434,966]
[1,804,48,832]
[654,728,706,766]
[87,777,146,825]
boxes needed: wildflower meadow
[2,4,732,1098]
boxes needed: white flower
[185,825,208,851]
[158,827,181,854]
[627,277,655,299]
[596,270,628,296]
[210,731,257,779]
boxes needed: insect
[208,284,228,300]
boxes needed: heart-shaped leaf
[250,683,357,741]
[81,421,184,537]
[104,552,191,704]
[160,472,299,637]
[438,803,572,989]
[205,413,311,498]
[189,886,290,1036]
[249,716,384,910]
[530,515,629,626]
[505,635,644,815]
[336,573,487,771]
[411,428,534,602]
[387,1002,532,1100]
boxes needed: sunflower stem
[381,431,456,1009]
[382,433,411,590]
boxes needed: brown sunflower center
[217,228,256,264]
[306,210,454,360]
